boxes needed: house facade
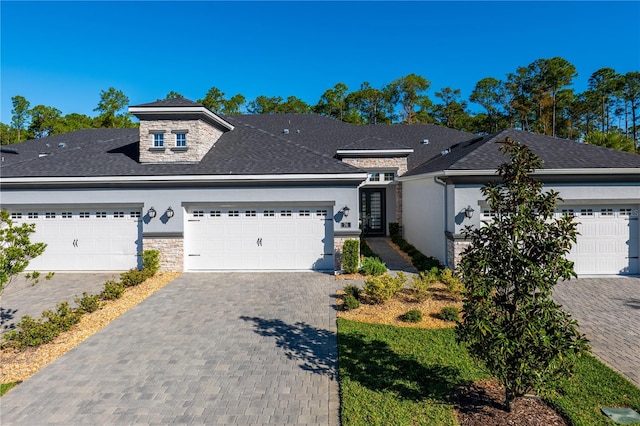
[1,98,638,276]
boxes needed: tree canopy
[2,57,638,152]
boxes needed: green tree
[28,105,62,138]
[164,91,184,99]
[433,87,469,129]
[621,72,640,146]
[314,82,349,120]
[247,95,284,114]
[94,87,133,128]
[470,77,509,134]
[385,74,432,124]
[0,210,49,301]
[456,137,589,412]
[584,131,636,153]
[348,82,392,124]
[588,68,623,133]
[11,95,31,142]
[540,57,577,137]
[198,87,245,115]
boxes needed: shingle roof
[0,125,360,178]
[405,128,640,176]
[3,110,637,181]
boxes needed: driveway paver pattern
[553,277,640,388]
[1,273,341,425]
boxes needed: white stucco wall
[401,176,447,263]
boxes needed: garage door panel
[185,206,334,271]
[561,206,639,275]
[10,209,141,271]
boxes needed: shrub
[4,302,82,349]
[409,269,438,301]
[101,280,125,300]
[439,306,460,322]
[389,222,401,240]
[440,268,464,297]
[75,292,101,313]
[359,257,387,276]
[42,301,81,332]
[402,309,423,323]
[411,252,441,272]
[343,284,362,300]
[363,272,407,304]
[120,268,148,287]
[142,249,160,276]
[343,294,360,311]
[342,239,360,274]
[4,315,59,349]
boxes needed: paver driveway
[553,277,640,388]
[1,273,341,425]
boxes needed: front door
[361,188,385,236]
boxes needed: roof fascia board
[400,168,640,182]
[1,173,369,186]
[336,149,414,158]
[128,106,234,131]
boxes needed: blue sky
[2,1,639,124]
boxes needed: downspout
[434,175,448,268]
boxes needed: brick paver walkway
[553,277,640,388]
[1,273,340,425]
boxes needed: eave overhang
[336,149,414,158]
[128,105,234,131]
[399,168,640,182]
[1,172,369,188]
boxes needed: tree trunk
[505,387,514,412]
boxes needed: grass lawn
[337,318,640,426]
[0,382,18,396]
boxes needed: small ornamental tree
[0,210,49,300]
[456,137,590,412]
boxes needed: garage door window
[210,211,221,217]
[300,210,311,217]
[245,210,256,217]
[264,210,275,217]
[280,210,292,217]
[229,211,239,217]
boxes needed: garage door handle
[257,238,262,247]
[73,239,78,247]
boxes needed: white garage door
[184,206,334,271]
[9,209,142,271]
[558,206,639,275]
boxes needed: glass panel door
[361,189,385,235]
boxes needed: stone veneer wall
[341,157,408,225]
[446,233,471,270]
[139,119,224,163]
[143,237,184,272]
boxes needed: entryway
[360,188,385,236]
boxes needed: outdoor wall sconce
[148,207,157,218]
[342,206,351,217]
[464,205,475,219]
[166,207,175,218]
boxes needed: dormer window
[153,133,164,147]
[175,133,187,147]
